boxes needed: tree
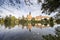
[38,0,60,14]
[4,16,11,27]
[49,17,54,27]
[43,18,48,26]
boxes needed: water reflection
[0,23,57,40]
[1,23,54,30]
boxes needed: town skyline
[0,12,50,19]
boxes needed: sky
[0,0,56,18]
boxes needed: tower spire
[29,12,31,15]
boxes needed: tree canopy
[40,0,60,14]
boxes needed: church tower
[27,12,32,20]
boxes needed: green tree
[49,17,54,27]
[43,18,48,26]
[4,16,11,27]
[11,16,16,24]
[31,18,35,26]
[38,0,60,14]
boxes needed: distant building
[35,15,50,21]
[27,12,32,20]
[35,16,41,21]
[41,16,50,19]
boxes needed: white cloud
[0,0,56,18]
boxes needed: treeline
[0,15,56,27]
[0,15,20,27]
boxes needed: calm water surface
[0,24,60,40]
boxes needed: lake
[0,24,60,40]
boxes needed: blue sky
[0,0,56,18]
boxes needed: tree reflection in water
[0,20,56,40]
[42,26,60,40]
[1,22,54,31]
